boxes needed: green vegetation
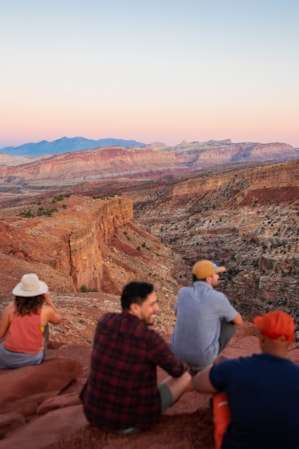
[93,193,119,200]
[17,197,69,218]
[18,209,35,218]
[52,193,71,202]
[80,285,99,293]
[18,207,59,218]
[37,207,58,217]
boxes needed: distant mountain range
[0,137,145,157]
[0,140,298,191]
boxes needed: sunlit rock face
[0,192,184,335]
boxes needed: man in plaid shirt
[80,281,192,433]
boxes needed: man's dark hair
[121,281,154,311]
[193,274,201,282]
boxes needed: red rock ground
[1,323,299,449]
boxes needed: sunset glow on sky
[1,0,299,148]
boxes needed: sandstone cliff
[0,194,184,332]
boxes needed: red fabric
[213,392,231,449]
[4,309,44,353]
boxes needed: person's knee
[163,372,192,404]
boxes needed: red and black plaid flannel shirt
[80,311,185,431]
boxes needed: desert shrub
[80,285,99,293]
[37,207,58,217]
[52,194,71,202]
[18,209,34,218]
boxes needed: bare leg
[161,372,193,403]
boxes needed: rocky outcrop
[0,323,298,449]
[171,160,298,201]
[0,195,133,293]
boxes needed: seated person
[80,281,192,433]
[171,260,242,372]
[0,273,62,369]
[192,310,299,449]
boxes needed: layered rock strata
[0,194,183,329]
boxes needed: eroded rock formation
[0,193,184,330]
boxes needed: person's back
[193,310,299,449]
[211,353,299,449]
[3,310,44,353]
[0,273,62,369]
[81,311,171,430]
[80,281,192,433]
[171,260,242,371]
[171,282,231,369]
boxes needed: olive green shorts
[115,383,174,435]
[158,382,174,412]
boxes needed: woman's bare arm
[0,303,14,339]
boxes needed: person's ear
[205,276,212,285]
[129,303,140,317]
[278,335,292,344]
[258,333,266,344]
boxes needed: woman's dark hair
[121,281,154,311]
[14,295,45,316]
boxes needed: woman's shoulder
[5,302,15,314]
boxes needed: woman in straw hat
[0,273,62,369]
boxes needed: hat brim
[253,315,263,329]
[215,266,226,273]
[12,280,48,297]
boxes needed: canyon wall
[133,160,299,320]
[0,195,132,292]
[171,160,298,201]
[0,193,183,325]
[0,158,298,325]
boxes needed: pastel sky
[1,0,299,148]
